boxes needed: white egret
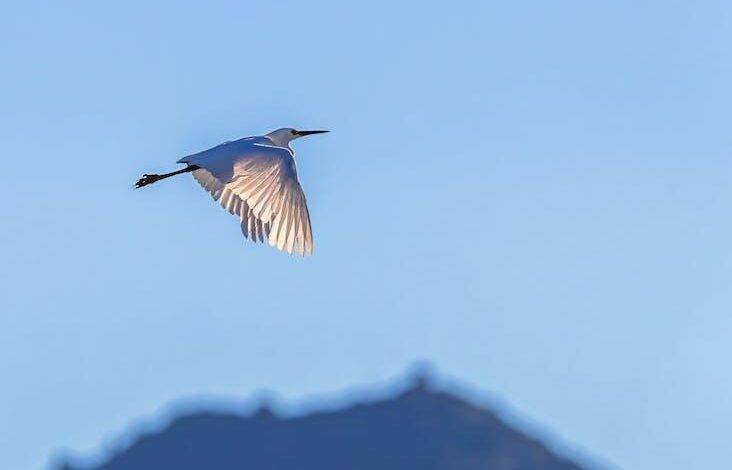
[135,128,328,256]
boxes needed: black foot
[135,174,161,189]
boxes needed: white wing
[183,141,313,256]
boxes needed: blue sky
[1,1,731,469]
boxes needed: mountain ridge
[56,376,596,470]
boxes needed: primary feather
[180,136,314,256]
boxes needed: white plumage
[136,128,327,256]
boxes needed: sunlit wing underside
[186,144,314,256]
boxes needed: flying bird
[135,128,328,256]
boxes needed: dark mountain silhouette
[58,379,590,470]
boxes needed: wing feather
[190,143,313,256]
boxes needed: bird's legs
[135,165,199,189]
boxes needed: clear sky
[1,1,731,469]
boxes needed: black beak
[295,130,329,137]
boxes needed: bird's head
[266,128,329,147]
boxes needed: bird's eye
[290,129,298,135]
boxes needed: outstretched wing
[187,143,313,256]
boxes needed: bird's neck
[265,135,293,149]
